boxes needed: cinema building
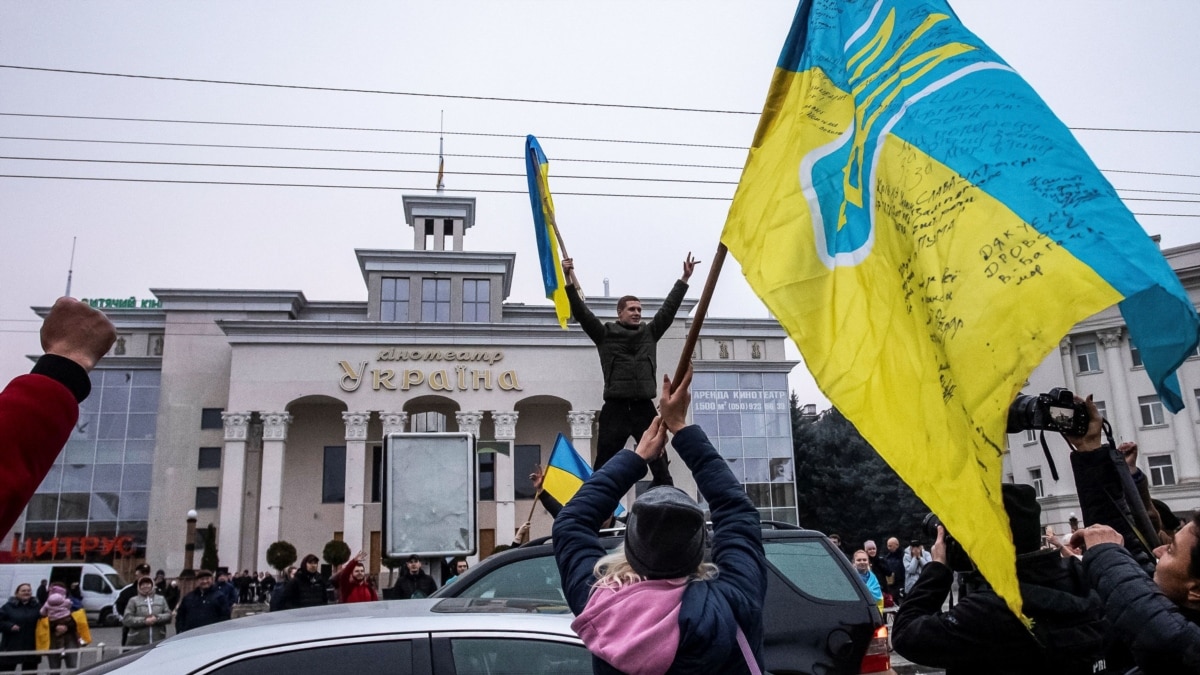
[4,193,799,578]
[1004,240,1200,533]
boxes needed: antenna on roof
[65,236,77,297]
[436,111,445,193]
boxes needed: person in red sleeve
[335,552,379,603]
[1,297,115,538]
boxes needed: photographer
[892,484,1107,674]
[903,540,931,596]
[1065,398,1200,672]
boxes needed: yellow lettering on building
[498,370,522,391]
[455,365,468,390]
[338,361,366,392]
[429,370,454,391]
[372,369,396,390]
[401,370,425,390]
[471,370,493,390]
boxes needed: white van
[0,562,125,624]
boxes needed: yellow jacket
[35,609,91,651]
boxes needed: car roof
[96,598,578,673]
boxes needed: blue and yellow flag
[723,0,1199,623]
[543,433,625,516]
[525,135,571,329]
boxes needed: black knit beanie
[624,487,706,579]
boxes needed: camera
[921,513,974,572]
[1006,387,1089,436]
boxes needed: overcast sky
[2,1,1198,409]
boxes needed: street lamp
[182,509,198,578]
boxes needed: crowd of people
[5,265,1200,674]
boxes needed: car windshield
[452,554,567,603]
[104,573,124,591]
[763,541,860,602]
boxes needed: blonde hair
[592,544,718,590]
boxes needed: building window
[1029,467,1044,498]
[1074,341,1100,374]
[198,447,221,470]
[381,277,410,322]
[323,446,346,504]
[1148,455,1176,487]
[513,445,541,500]
[421,278,451,322]
[195,487,219,510]
[478,452,495,502]
[200,408,224,429]
[462,279,490,323]
[1139,395,1166,427]
[1023,429,1037,444]
[1130,344,1143,368]
[411,411,446,432]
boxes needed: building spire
[65,235,77,297]
[436,110,445,193]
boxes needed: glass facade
[23,368,160,558]
[691,371,798,525]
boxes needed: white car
[80,597,591,675]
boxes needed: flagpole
[671,243,727,393]
[524,489,542,525]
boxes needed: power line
[5,175,1200,217]
[0,174,733,200]
[1099,168,1200,179]
[0,65,760,116]
[0,135,745,170]
[5,65,1200,136]
[0,112,747,150]
[0,155,741,186]
[5,156,1200,197]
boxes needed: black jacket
[390,571,437,600]
[1071,446,1159,569]
[893,551,1108,675]
[175,586,231,632]
[276,569,328,610]
[1083,543,1200,673]
[0,596,40,652]
[884,549,906,594]
[566,281,687,400]
[155,580,180,610]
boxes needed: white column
[491,411,519,545]
[342,411,371,556]
[452,218,464,252]
[218,412,251,571]
[1169,367,1200,482]
[1058,337,1077,393]
[456,411,484,438]
[568,410,596,458]
[1098,329,1138,445]
[257,411,292,572]
[380,411,409,437]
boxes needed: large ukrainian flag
[525,135,572,329]
[723,0,1199,623]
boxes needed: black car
[433,524,893,674]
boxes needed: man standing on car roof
[561,254,698,487]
